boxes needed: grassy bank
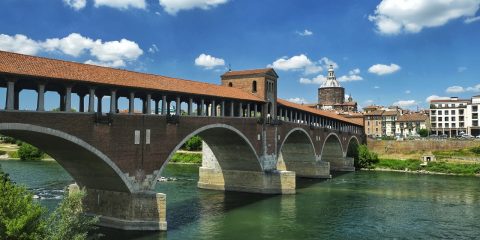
[372,159,480,176]
[170,152,202,164]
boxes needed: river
[1,160,480,239]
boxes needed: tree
[183,136,203,151]
[0,164,46,240]
[44,190,98,240]
[0,164,97,240]
[417,128,429,137]
[354,144,379,169]
[18,143,44,161]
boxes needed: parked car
[461,134,474,139]
[476,135,480,139]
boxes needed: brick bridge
[0,51,364,231]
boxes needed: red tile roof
[221,68,277,78]
[397,113,428,122]
[0,51,264,102]
[277,99,363,126]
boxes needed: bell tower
[221,68,278,118]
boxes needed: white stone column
[221,100,225,117]
[161,95,167,115]
[36,83,45,111]
[88,88,95,113]
[176,96,181,115]
[188,98,193,115]
[211,100,216,117]
[110,90,117,114]
[129,92,135,114]
[65,85,72,112]
[146,94,152,114]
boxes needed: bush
[8,151,19,159]
[0,164,97,240]
[417,129,429,137]
[183,136,202,151]
[170,152,202,164]
[374,159,422,171]
[355,144,379,169]
[1,136,18,144]
[470,146,480,155]
[18,143,44,161]
[0,150,6,156]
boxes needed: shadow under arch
[0,123,134,193]
[152,123,262,189]
[346,136,360,159]
[277,128,316,170]
[320,133,345,171]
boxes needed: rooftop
[277,98,363,126]
[221,68,278,78]
[0,51,264,102]
[397,113,428,122]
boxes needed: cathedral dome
[320,65,341,88]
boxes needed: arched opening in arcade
[321,134,345,172]
[277,129,319,178]
[346,137,360,168]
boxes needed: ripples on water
[2,160,480,240]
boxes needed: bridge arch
[277,128,316,171]
[320,133,344,170]
[0,123,134,193]
[153,124,262,189]
[346,136,360,159]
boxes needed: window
[431,117,436,122]
[252,81,257,93]
[431,110,436,115]
[228,82,233,87]
[452,123,456,128]
[451,110,455,115]
[438,123,443,127]
[473,113,478,119]
[438,117,442,121]
[438,111,442,115]
[473,106,478,112]
[451,117,456,121]
[445,110,449,115]
[459,109,464,115]
[445,123,449,128]
[473,120,478,127]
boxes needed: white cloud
[368,63,401,75]
[287,97,307,104]
[446,86,465,93]
[458,66,467,72]
[148,44,159,53]
[405,90,411,94]
[159,0,229,15]
[0,34,40,55]
[393,100,417,108]
[94,0,146,9]
[320,57,338,69]
[349,68,360,75]
[296,29,313,36]
[0,33,143,68]
[465,15,480,24]
[369,0,480,35]
[64,0,87,10]
[466,84,480,92]
[268,55,338,75]
[425,95,450,102]
[373,86,380,89]
[299,75,327,85]
[269,54,314,71]
[338,68,363,82]
[445,84,480,93]
[194,53,225,69]
[365,100,374,104]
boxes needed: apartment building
[429,97,469,137]
[395,113,429,137]
[467,95,479,136]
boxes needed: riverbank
[366,159,480,177]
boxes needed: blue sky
[0,0,479,110]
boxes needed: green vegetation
[182,136,202,151]
[7,151,19,159]
[0,150,6,156]
[0,164,97,240]
[417,129,429,137]
[373,159,480,175]
[355,144,379,169]
[433,146,480,159]
[170,152,202,164]
[374,159,422,171]
[18,143,45,161]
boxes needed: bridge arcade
[0,51,364,231]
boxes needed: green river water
[1,160,480,240]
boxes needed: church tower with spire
[318,65,345,107]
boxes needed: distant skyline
[0,0,479,110]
